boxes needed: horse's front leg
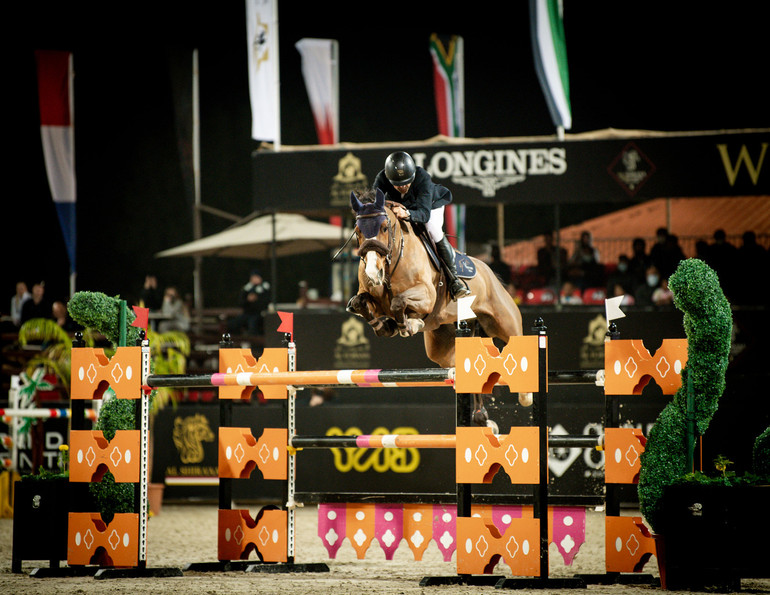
[390,286,433,337]
[347,292,398,337]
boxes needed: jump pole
[290,434,602,450]
[146,368,454,389]
[146,368,602,389]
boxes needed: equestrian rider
[373,151,471,299]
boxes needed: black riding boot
[436,236,471,299]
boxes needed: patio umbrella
[156,212,353,306]
[155,212,349,259]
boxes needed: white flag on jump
[457,295,477,322]
[246,0,280,144]
[605,295,626,322]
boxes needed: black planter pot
[657,483,770,591]
[11,477,94,573]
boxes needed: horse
[346,188,532,415]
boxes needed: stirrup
[450,279,471,299]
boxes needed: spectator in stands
[605,254,635,299]
[536,232,567,288]
[476,242,511,285]
[663,233,686,278]
[634,265,661,306]
[10,281,31,327]
[158,286,191,333]
[52,300,81,332]
[652,278,674,306]
[228,269,271,337]
[140,274,163,311]
[628,237,650,292]
[20,282,51,324]
[648,227,669,276]
[695,239,709,261]
[649,227,685,280]
[735,231,768,304]
[609,282,635,305]
[566,230,603,289]
[559,281,583,305]
[704,228,739,298]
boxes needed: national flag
[246,0,280,144]
[444,202,466,252]
[295,38,339,145]
[530,0,572,130]
[35,50,76,279]
[430,34,466,251]
[429,34,464,138]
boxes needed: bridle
[355,206,405,291]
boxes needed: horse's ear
[375,187,385,209]
[350,191,363,212]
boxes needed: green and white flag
[530,0,571,130]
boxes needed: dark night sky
[8,2,766,308]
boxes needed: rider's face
[393,183,411,193]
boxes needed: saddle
[412,222,477,280]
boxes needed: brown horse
[346,188,531,409]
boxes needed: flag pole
[192,48,204,329]
[272,0,281,152]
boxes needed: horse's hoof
[472,408,488,426]
[518,392,533,407]
[486,419,500,434]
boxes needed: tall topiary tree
[68,292,142,514]
[637,258,732,533]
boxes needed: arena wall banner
[251,129,768,211]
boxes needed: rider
[373,151,471,299]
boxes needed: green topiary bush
[68,291,142,347]
[637,258,733,533]
[754,427,770,477]
[68,291,142,515]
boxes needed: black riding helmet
[384,151,416,186]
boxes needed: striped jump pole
[0,408,98,421]
[145,367,455,389]
[290,433,602,450]
[146,368,603,390]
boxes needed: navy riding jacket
[373,166,453,224]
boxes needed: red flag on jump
[277,311,294,340]
[131,306,149,330]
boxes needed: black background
[9,1,766,307]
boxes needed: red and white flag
[295,38,339,145]
[246,0,280,144]
[35,50,76,278]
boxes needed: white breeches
[426,206,445,242]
